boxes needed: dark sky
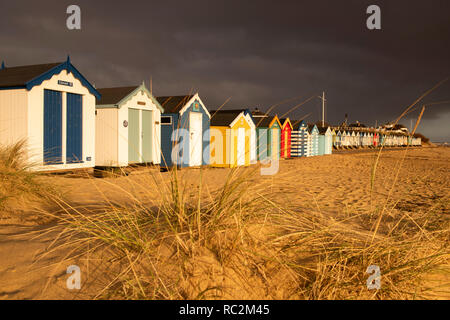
[1,0,449,141]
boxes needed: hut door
[237,127,245,166]
[189,112,202,166]
[141,110,153,163]
[128,109,140,163]
[43,90,62,165]
[66,93,83,163]
[272,129,279,160]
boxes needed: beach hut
[354,131,360,148]
[335,130,342,148]
[324,127,332,154]
[305,127,312,156]
[252,112,281,161]
[402,134,407,146]
[385,133,390,146]
[0,57,99,171]
[357,131,363,147]
[290,120,300,157]
[358,131,364,147]
[318,128,326,155]
[387,134,393,146]
[363,132,369,147]
[291,120,308,157]
[407,134,413,146]
[346,130,353,148]
[341,130,348,148]
[359,131,364,147]
[307,124,319,156]
[209,109,255,167]
[318,126,332,155]
[156,94,210,168]
[410,135,415,146]
[280,118,293,158]
[331,128,336,147]
[349,131,356,148]
[373,131,379,147]
[345,130,352,147]
[95,83,164,167]
[380,133,386,146]
[412,134,422,146]
[331,129,336,147]
[368,132,374,147]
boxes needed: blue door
[44,89,62,164]
[66,93,83,163]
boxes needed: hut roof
[317,126,330,134]
[279,118,293,129]
[210,109,250,126]
[96,86,138,105]
[307,124,318,133]
[96,84,164,112]
[0,59,100,98]
[0,62,62,88]
[254,115,276,128]
[156,95,194,113]
[292,120,309,129]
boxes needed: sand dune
[0,147,448,299]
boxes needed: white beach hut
[95,83,164,167]
[368,132,374,147]
[0,57,99,171]
[351,131,357,148]
[341,130,349,148]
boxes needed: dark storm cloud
[1,0,449,140]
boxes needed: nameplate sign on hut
[137,101,146,106]
[57,80,73,87]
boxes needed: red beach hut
[280,118,293,158]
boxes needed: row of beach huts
[0,59,421,172]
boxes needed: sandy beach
[0,146,448,299]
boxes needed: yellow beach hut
[209,109,256,167]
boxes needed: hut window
[161,116,172,125]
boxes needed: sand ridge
[0,147,448,299]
